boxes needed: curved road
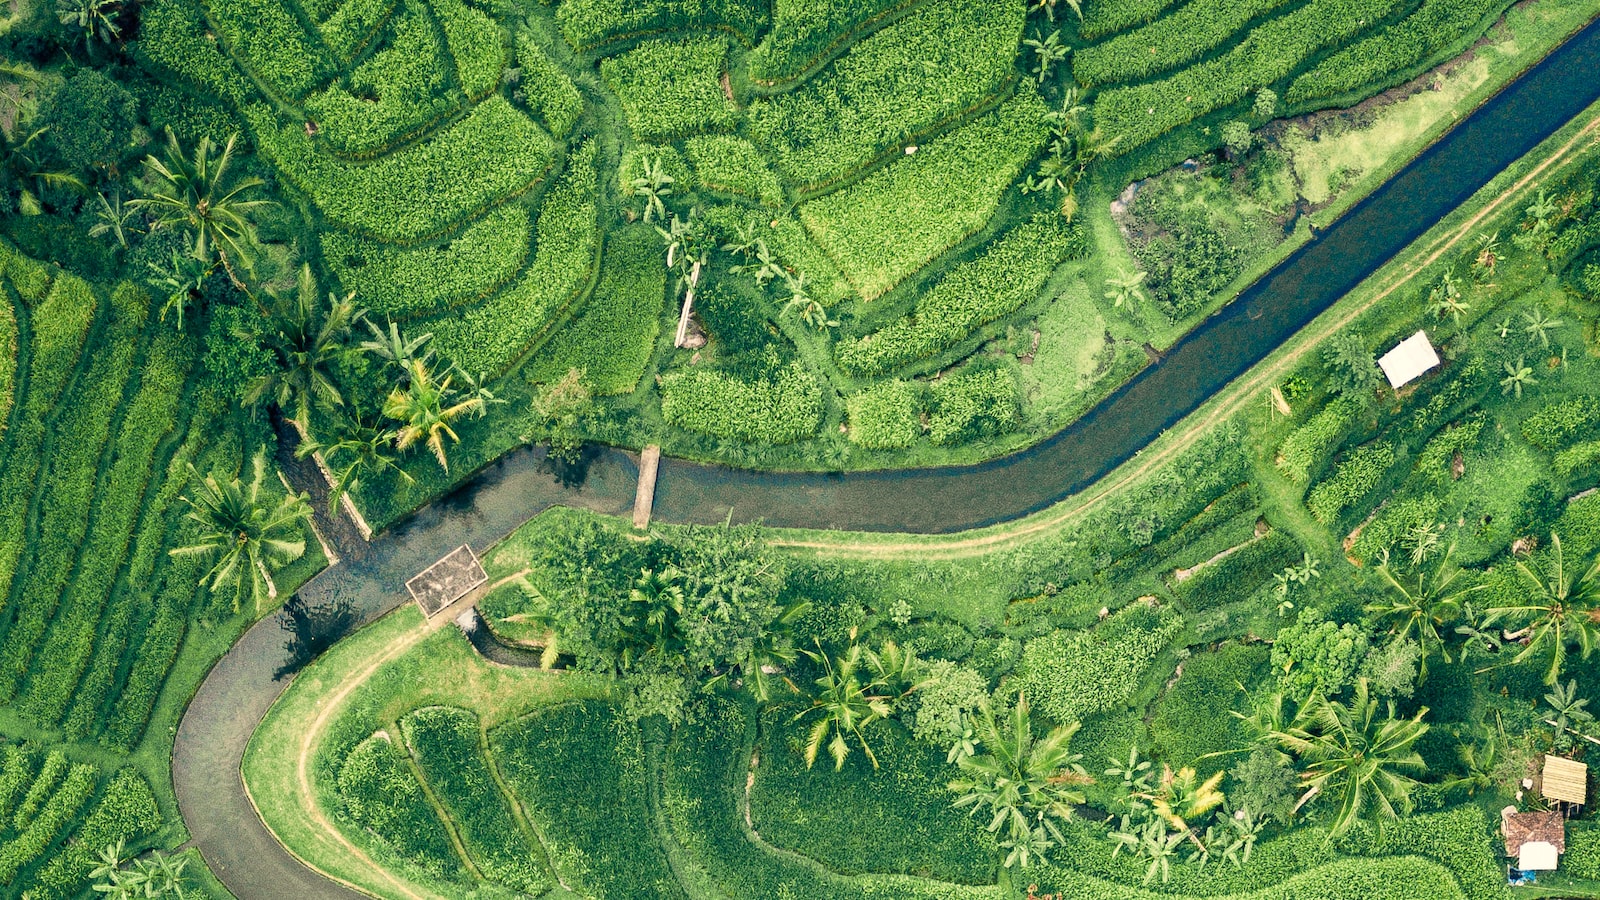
[176,17,1600,899]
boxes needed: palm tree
[88,189,138,248]
[1523,307,1562,350]
[1024,29,1067,84]
[1487,533,1600,684]
[1266,680,1429,838]
[1367,540,1481,680]
[1141,765,1225,852]
[1544,679,1594,746]
[382,358,483,473]
[620,566,687,669]
[129,129,271,279]
[146,247,215,330]
[1428,271,1468,324]
[1500,358,1537,398]
[630,156,674,225]
[1474,231,1501,279]
[360,318,434,372]
[170,453,310,613]
[3,126,85,215]
[451,367,504,419]
[794,637,895,770]
[1444,718,1501,796]
[56,0,121,49]
[1105,268,1148,308]
[949,694,1091,868]
[246,264,362,426]
[704,598,811,702]
[296,412,412,513]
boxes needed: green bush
[1307,442,1397,523]
[1149,643,1268,773]
[600,35,735,142]
[0,293,13,429]
[746,0,913,85]
[249,96,555,242]
[515,34,583,137]
[845,380,921,450]
[1277,398,1357,483]
[1286,0,1510,104]
[1413,412,1485,484]
[12,752,69,829]
[428,139,600,375]
[928,365,1020,446]
[305,0,453,157]
[837,216,1080,375]
[205,0,334,99]
[28,768,162,900]
[1016,603,1185,724]
[554,0,765,53]
[685,134,784,206]
[433,0,506,101]
[401,706,544,893]
[0,762,97,884]
[319,0,393,63]
[1177,529,1303,612]
[1271,613,1369,700]
[1556,439,1600,477]
[492,701,685,899]
[323,205,531,318]
[1093,0,1402,155]
[799,89,1049,300]
[1568,820,1600,880]
[747,0,1022,190]
[661,361,825,444]
[1521,396,1600,450]
[336,734,463,879]
[1073,0,1293,88]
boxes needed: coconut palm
[246,264,362,426]
[1523,307,1562,350]
[382,358,483,473]
[630,155,674,224]
[1544,679,1593,744]
[1266,679,1429,838]
[1487,533,1600,684]
[1367,540,1481,680]
[1500,358,1537,398]
[56,0,121,49]
[1105,268,1148,308]
[296,412,412,513]
[794,637,895,770]
[360,318,434,372]
[1444,718,1501,796]
[129,129,270,278]
[170,453,310,613]
[949,694,1090,868]
[1142,765,1226,851]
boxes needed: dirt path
[775,110,1600,562]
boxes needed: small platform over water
[406,544,487,618]
[634,445,661,529]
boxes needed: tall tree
[1367,540,1481,680]
[382,358,483,472]
[246,264,362,426]
[130,129,271,279]
[1488,533,1600,683]
[170,453,310,613]
[295,411,412,513]
[795,637,896,771]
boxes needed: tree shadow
[539,443,598,489]
[274,592,359,680]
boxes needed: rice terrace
[7,0,1600,897]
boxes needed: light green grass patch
[1022,274,1112,422]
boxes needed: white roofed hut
[1377,330,1441,390]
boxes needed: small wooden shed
[1541,755,1589,807]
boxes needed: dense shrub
[205,0,334,99]
[433,0,506,101]
[1287,0,1510,104]
[1307,442,1397,523]
[799,89,1049,300]
[137,0,255,103]
[1017,603,1185,723]
[1556,439,1600,477]
[661,361,824,444]
[1149,643,1268,773]
[429,140,600,374]
[1413,412,1484,484]
[692,280,772,360]
[838,216,1080,374]
[906,660,988,746]
[305,0,454,157]
[401,706,544,893]
[515,34,583,137]
[1568,821,1600,880]
[249,96,555,242]
[845,380,921,450]
[1093,0,1402,154]
[0,762,97,884]
[336,734,462,879]
[492,701,685,899]
[600,36,735,142]
[324,205,531,318]
[28,769,161,900]
[554,0,765,52]
[747,0,914,85]
[927,365,1020,446]
[1074,0,1293,88]
[1521,396,1600,450]
[685,134,785,206]
[1177,529,1303,611]
[747,0,1022,190]
[1271,613,1369,700]
[1277,398,1358,482]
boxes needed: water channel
[174,16,1600,898]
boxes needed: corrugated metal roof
[1543,755,1588,805]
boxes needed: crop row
[600,35,736,142]
[554,0,765,53]
[1092,0,1403,154]
[1079,0,1185,40]
[1285,0,1510,104]
[1072,0,1294,88]
[0,284,147,703]
[0,760,96,884]
[492,701,683,899]
[337,734,464,879]
[516,34,583,138]
[1176,529,1303,611]
[799,89,1049,300]
[837,215,1079,375]
[845,380,920,449]
[1277,397,1359,482]
[318,0,393,62]
[104,559,202,749]
[434,0,506,101]
[304,0,458,158]
[685,135,785,206]
[29,769,162,900]
[746,0,1021,191]
[0,294,13,433]
[323,204,532,319]
[137,0,255,105]
[402,706,546,893]
[1307,442,1397,523]
[748,0,918,86]
[428,140,599,375]
[18,329,193,725]
[249,96,556,243]
[203,0,334,100]
[928,365,1021,446]
[519,226,664,394]
[662,361,825,444]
